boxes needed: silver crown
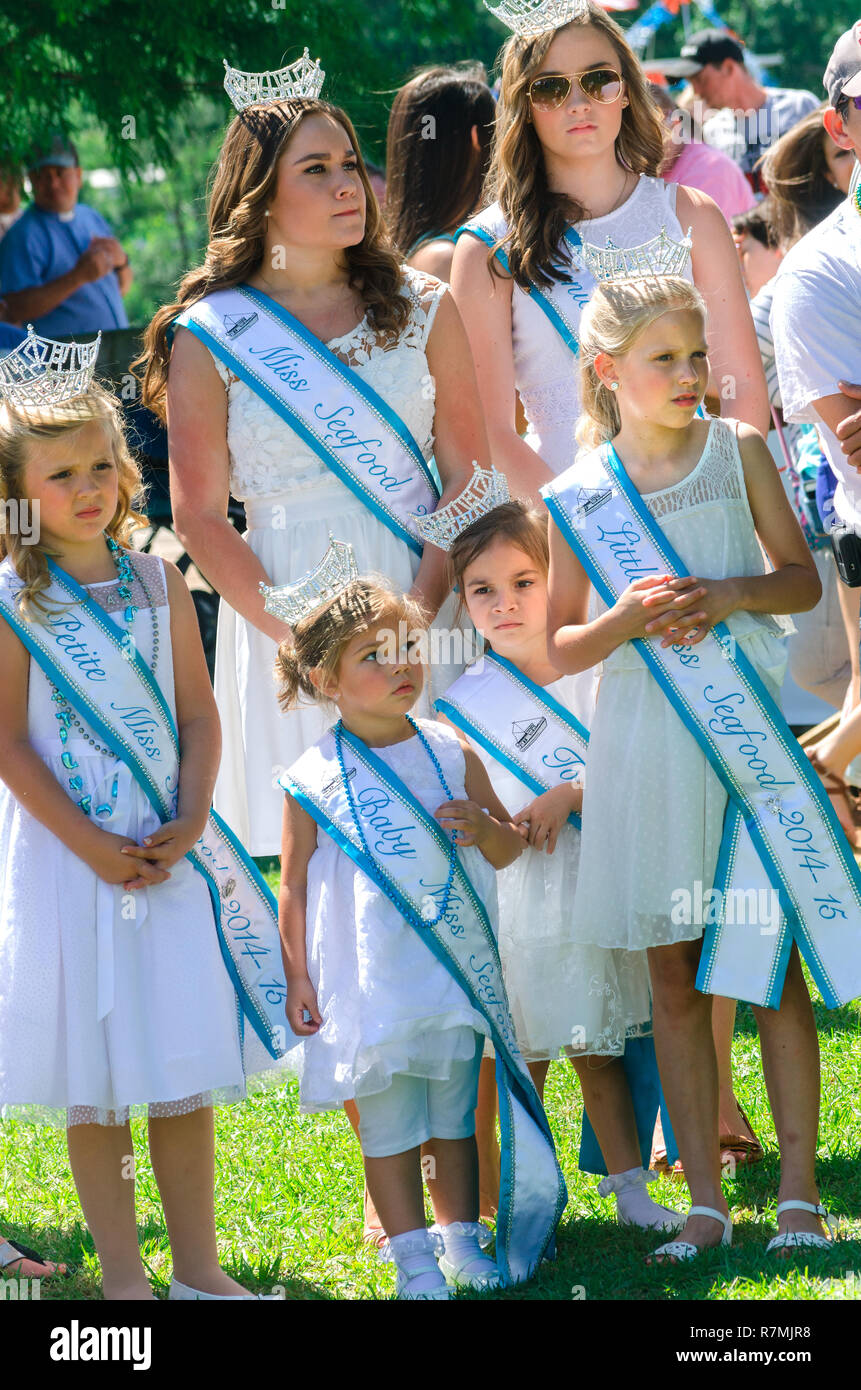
[223,49,325,111]
[0,326,101,408]
[259,535,357,626]
[409,461,511,552]
[581,226,694,283]
[483,0,589,37]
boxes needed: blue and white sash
[175,286,439,556]
[435,651,589,830]
[457,204,594,356]
[0,559,292,1059]
[543,445,861,1009]
[282,727,567,1285]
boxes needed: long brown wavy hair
[0,383,147,619]
[138,100,408,418]
[485,2,665,290]
[759,106,845,248]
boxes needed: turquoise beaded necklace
[854,178,861,221]
[334,713,459,928]
[52,537,159,818]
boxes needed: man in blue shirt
[0,134,132,336]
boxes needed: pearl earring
[609,381,619,392]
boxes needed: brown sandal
[807,751,861,849]
[719,1102,763,1169]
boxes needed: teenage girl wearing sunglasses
[451,0,769,1226]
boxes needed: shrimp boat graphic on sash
[175,284,440,556]
[543,440,861,1009]
[512,716,547,751]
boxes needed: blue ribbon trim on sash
[179,305,432,559]
[543,445,859,1009]
[455,222,581,356]
[1,562,286,1058]
[238,284,439,497]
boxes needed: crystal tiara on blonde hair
[0,326,101,408]
[222,49,325,111]
[409,461,511,552]
[581,226,694,283]
[483,0,590,38]
[260,535,358,627]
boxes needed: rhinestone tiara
[409,461,511,552]
[223,49,325,112]
[260,535,358,627]
[483,0,590,38]
[0,326,101,408]
[581,226,694,283]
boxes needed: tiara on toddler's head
[409,461,511,552]
[0,326,101,408]
[260,535,358,627]
[582,226,694,284]
[223,49,325,111]
[483,0,589,37]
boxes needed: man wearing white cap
[0,134,131,336]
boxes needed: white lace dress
[452,675,651,1062]
[0,552,277,1126]
[480,176,693,475]
[209,268,465,856]
[569,419,790,951]
[298,720,495,1113]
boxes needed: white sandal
[647,1205,732,1264]
[168,1277,265,1300]
[434,1221,500,1292]
[765,1200,838,1254]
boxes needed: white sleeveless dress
[477,176,694,475]
[209,268,466,856]
[0,552,277,1126]
[297,720,495,1114]
[569,419,790,951]
[452,674,651,1061]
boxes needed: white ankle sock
[438,1222,492,1274]
[598,1167,685,1231]
[388,1228,446,1294]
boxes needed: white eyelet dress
[455,674,652,1062]
[209,268,465,857]
[0,552,280,1127]
[298,720,495,1113]
[569,419,791,951]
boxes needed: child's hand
[85,829,172,890]
[611,575,704,642]
[434,799,493,849]
[643,576,741,647]
[120,815,203,872]
[286,976,322,1036]
[512,783,582,854]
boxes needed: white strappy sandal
[765,1200,839,1254]
[647,1205,732,1264]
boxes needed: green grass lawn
[3,866,861,1300]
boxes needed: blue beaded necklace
[334,713,459,928]
[52,537,159,818]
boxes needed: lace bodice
[592,418,791,669]
[207,266,447,499]
[474,178,692,473]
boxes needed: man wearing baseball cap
[665,28,819,193]
[0,133,131,336]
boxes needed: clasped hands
[615,572,740,649]
[89,815,203,891]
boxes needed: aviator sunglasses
[528,65,625,110]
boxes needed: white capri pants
[356,1032,484,1158]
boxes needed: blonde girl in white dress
[452,0,770,1166]
[0,381,275,1300]
[140,95,487,859]
[546,274,830,1260]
